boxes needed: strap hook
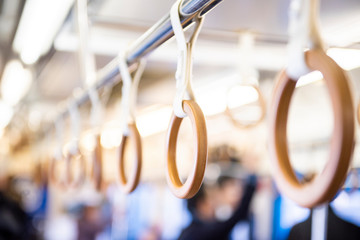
[171,0,204,118]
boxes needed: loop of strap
[68,102,81,154]
[50,115,68,189]
[287,0,325,80]
[117,51,146,135]
[65,150,86,189]
[170,0,204,118]
[237,32,259,86]
[54,117,64,161]
[89,87,103,128]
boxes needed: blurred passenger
[178,174,256,240]
[288,171,360,239]
[0,175,36,240]
[288,205,360,240]
[139,225,162,240]
[77,205,109,240]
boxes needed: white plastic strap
[76,0,102,128]
[170,0,204,118]
[76,0,97,87]
[311,204,328,240]
[54,117,64,161]
[238,32,259,86]
[287,0,324,80]
[118,51,146,135]
[68,102,81,154]
[88,87,103,127]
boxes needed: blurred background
[0,0,359,239]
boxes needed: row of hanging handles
[48,0,357,207]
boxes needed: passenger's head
[187,184,215,220]
[217,176,243,209]
[187,144,248,220]
[82,205,101,222]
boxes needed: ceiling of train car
[43,0,360,100]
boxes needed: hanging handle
[270,50,354,208]
[66,102,86,189]
[226,32,266,129]
[269,0,355,208]
[49,116,68,189]
[88,87,104,191]
[165,0,208,199]
[116,52,146,193]
[54,117,64,161]
[76,0,104,191]
[68,102,81,153]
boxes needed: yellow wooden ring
[269,49,355,208]
[90,134,103,191]
[48,156,68,190]
[34,160,48,185]
[226,84,266,129]
[66,148,86,189]
[357,101,360,125]
[117,123,142,193]
[166,100,208,199]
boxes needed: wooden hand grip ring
[357,102,360,125]
[117,123,142,193]
[91,135,103,191]
[269,49,355,208]
[166,100,208,199]
[49,157,67,189]
[66,149,86,189]
[226,84,266,129]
